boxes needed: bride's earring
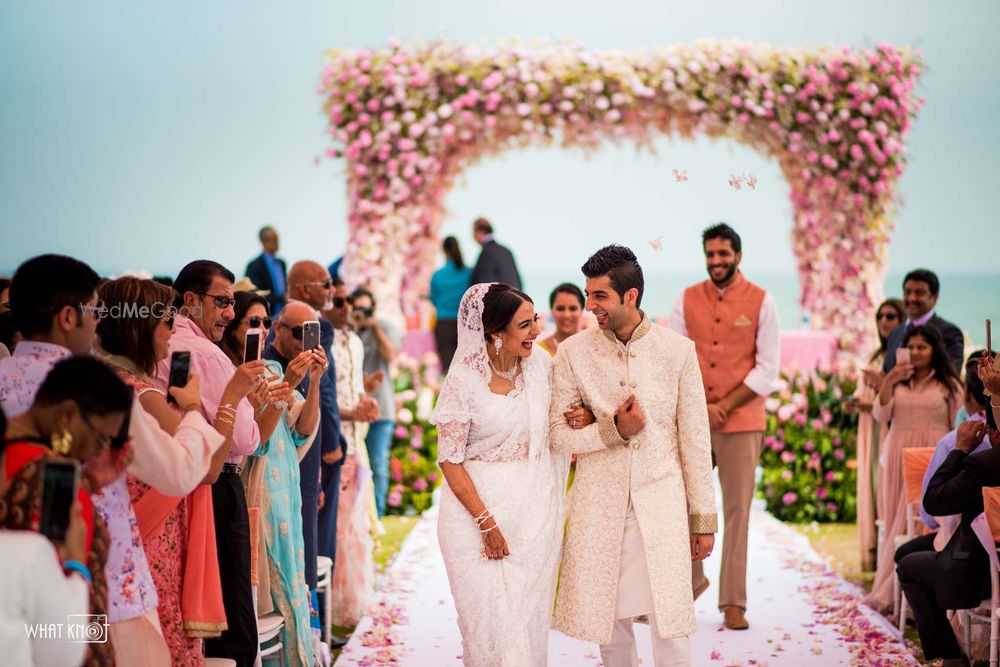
[494,337,503,352]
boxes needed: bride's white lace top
[432,352,551,464]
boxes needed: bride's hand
[480,518,510,561]
[563,404,595,429]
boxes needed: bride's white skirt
[438,457,565,667]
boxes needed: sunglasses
[282,323,304,340]
[354,307,374,318]
[876,312,899,321]
[249,316,272,329]
[303,280,332,290]
[197,292,237,309]
[162,315,175,330]
[82,414,129,451]
[332,296,353,308]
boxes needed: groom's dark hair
[581,245,644,308]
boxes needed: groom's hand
[614,394,646,439]
[690,534,715,561]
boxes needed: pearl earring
[494,337,503,351]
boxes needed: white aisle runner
[336,503,918,666]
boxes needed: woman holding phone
[1,356,133,667]
[97,276,267,666]
[863,325,962,612]
[220,293,325,667]
[843,298,904,571]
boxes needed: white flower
[595,96,610,110]
[524,82,539,98]
[516,102,532,116]
[589,79,604,93]
[437,104,453,119]
[397,408,414,424]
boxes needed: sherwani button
[620,379,626,387]
[617,352,623,358]
[630,381,637,389]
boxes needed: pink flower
[817,487,828,500]
[782,492,798,506]
[833,448,846,460]
[825,471,836,482]
[387,490,403,507]
[413,478,428,492]
[410,436,423,449]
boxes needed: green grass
[331,514,421,660]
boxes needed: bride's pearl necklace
[489,354,520,381]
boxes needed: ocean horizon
[521,270,1000,347]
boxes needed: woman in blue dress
[220,292,325,667]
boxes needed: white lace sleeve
[431,367,477,464]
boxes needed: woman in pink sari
[97,277,259,665]
[863,324,962,612]
[844,298,904,571]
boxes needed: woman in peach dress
[844,298,904,571]
[863,324,962,611]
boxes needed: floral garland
[319,39,923,363]
[758,370,859,522]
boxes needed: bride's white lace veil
[450,282,550,463]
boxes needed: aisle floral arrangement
[386,353,443,515]
[319,39,924,363]
[758,370,860,523]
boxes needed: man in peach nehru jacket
[669,223,780,631]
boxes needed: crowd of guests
[0,245,400,667]
[2,220,998,667]
[843,268,1000,666]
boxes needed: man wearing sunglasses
[167,259,264,667]
[287,260,348,646]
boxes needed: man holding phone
[286,259,347,645]
[349,288,400,517]
[161,260,266,667]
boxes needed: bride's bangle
[473,509,493,526]
[480,524,498,534]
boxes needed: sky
[1,0,998,282]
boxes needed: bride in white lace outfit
[432,283,594,667]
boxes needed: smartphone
[895,348,911,366]
[166,351,191,404]
[111,386,134,450]
[987,319,992,354]
[244,328,262,363]
[38,459,80,545]
[302,320,320,351]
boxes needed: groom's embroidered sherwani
[550,315,717,643]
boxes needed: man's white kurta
[550,316,717,644]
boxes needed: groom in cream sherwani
[550,245,718,667]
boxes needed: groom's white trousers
[600,503,691,667]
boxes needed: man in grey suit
[469,217,522,289]
[883,268,965,374]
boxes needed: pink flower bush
[320,39,923,364]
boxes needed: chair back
[902,447,937,503]
[248,506,260,587]
[983,487,1000,543]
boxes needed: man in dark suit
[245,225,287,316]
[895,407,1000,666]
[469,217,522,288]
[883,268,964,374]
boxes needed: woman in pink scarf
[97,277,260,665]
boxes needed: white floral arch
[319,39,923,363]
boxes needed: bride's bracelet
[480,524,498,534]
[473,509,493,526]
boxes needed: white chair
[317,555,334,645]
[895,447,936,632]
[258,612,286,666]
[962,490,1000,667]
